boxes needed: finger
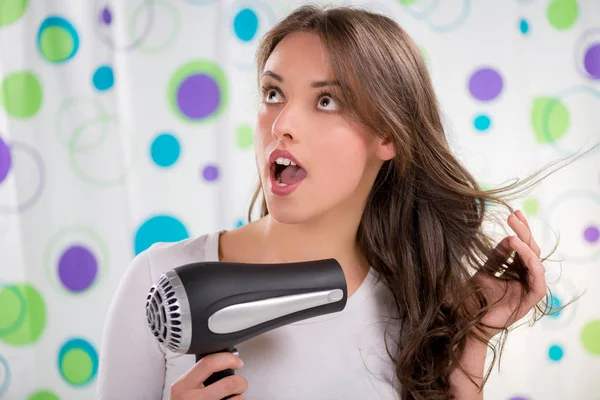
[227,395,246,400]
[175,352,244,391]
[201,375,248,399]
[510,235,546,303]
[514,210,541,257]
[508,213,540,258]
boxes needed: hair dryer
[145,258,347,399]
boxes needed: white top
[96,231,402,399]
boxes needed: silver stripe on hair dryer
[145,259,348,398]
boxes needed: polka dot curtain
[0,0,598,399]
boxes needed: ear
[376,136,395,161]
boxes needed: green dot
[531,97,570,143]
[236,124,253,149]
[61,348,93,385]
[39,26,75,62]
[581,320,600,356]
[523,198,539,216]
[0,283,46,345]
[398,0,418,4]
[27,390,61,400]
[547,0,579,30]
[0,0,28,27]
[0,71,43,118]
[0,286,25,334]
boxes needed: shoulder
[141,230,222,284]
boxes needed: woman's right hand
[169,352,248,400]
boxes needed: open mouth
[271,159,307,186]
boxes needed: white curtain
[0,0,598,399]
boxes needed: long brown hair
[246,4,596,399]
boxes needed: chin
[264,198,314,225]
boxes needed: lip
[268,149,305,170]
[267,148,307,197]
[269,165,305,196]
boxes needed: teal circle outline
[36,15,80,63]
[57,337,98,386]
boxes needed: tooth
[290,160,296,166]
[282,158,291,166]
[276,174,287,186]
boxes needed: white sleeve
[96,249,167,400]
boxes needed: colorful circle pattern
[168,60,229,123]
[37,16,80,63]
[151,133,181,167]
[0,71,43,118]
[0,284,46,345]
[134,215,190,255]
[0,136,12,183]
[58,338,98,386]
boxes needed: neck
[251,211,371,291]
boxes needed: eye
[316,92,338,111]
[261,85,282,104]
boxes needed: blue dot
[519,18,529,35]
[235,219,244,228]
[92,65,114,91]
[548,295,562,318]
[134,215,189,255]
[151,133,180,167]
[234,8,258,42]
[474,114,491,131]
[548,344,564,362]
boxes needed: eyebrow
[262,70,340,88]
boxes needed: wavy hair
[246,4,596,399]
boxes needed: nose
[271,104,299,142]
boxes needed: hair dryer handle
[196,347,239,400]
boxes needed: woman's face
[254,31,394,225]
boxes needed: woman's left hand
[471,209,547,341]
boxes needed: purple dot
[469,68,503,101]
[202,165,220,181]
[584,225,599,243]
[584,43,600,79]
[0,137,11,184]
[100,7,112,24]
[509,397,530,400]
[58,245,98,292]
[177,74,220,120]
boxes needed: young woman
[96,4,589,400]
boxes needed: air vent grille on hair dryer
[145,270,192,353]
